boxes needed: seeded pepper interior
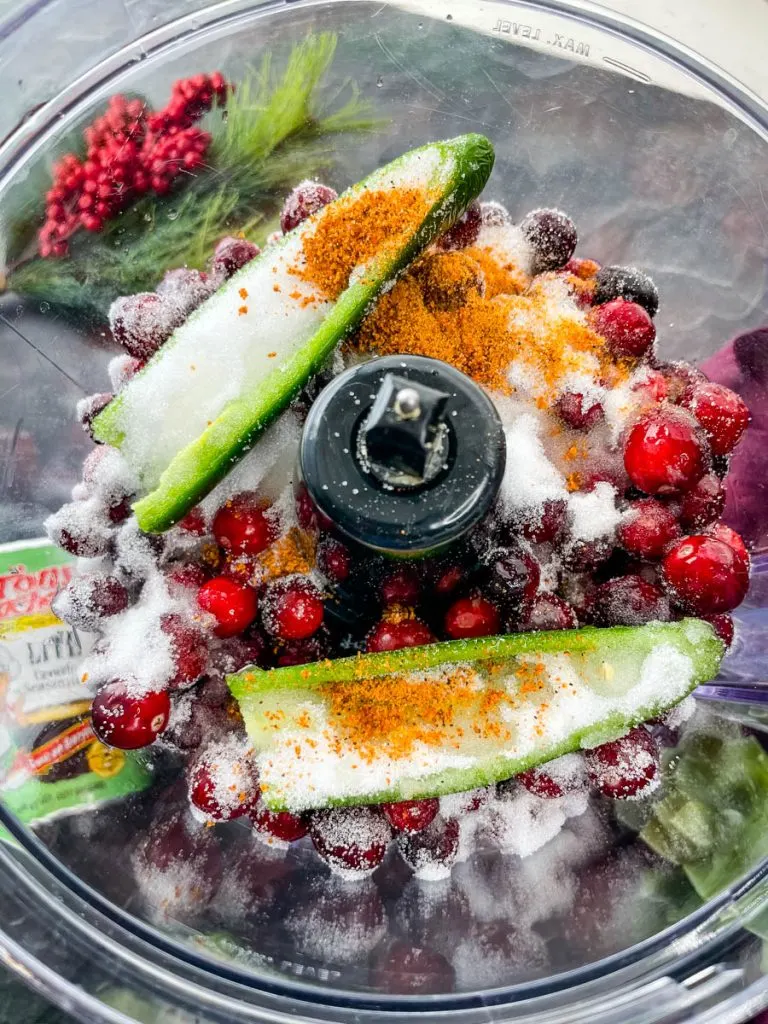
[46,133,750,879]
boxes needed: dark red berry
[295,483,333,532]
[162,613,207,688]
[77,392,113,439]
[108,292,184,359]
[586,726,660,799]
[433,563,465,597]
[562,537,613,572]
[212,494,276,556]
[52,574,129,631]
[444,596,500,639]
[705,523,749,574]
[275,629,331,667]
[317,537,351,583]
[156,267,212,314]
[522,498,568,544]
[521,208,577,273]
[372,942,455,995]
[632,369,668,405]
[555,391,604,430]
[210,236,260,278]
[656,360,707,404]
[437,200,482,250]
[262,577,324,641]
[564,256,600,279]
[366,619,435,653]
[479,200,511,226]
[381,566,421,607]
[521,593,577,631]
[682,382,750,456]
[178,507,206,535]
[166,563,207,591]
[661,535,749,614]
[382,798,439,834]
[517,767,564,799]
[310,806,392,874]
[623,408,708,495]
[704,613,735,648]
[679,473,726,529]
[590,575,670,626]
[398,815,460,872]
[108,496,132,524]
[250,805,309,842]
[734,326,768,382]
[198,576,258,637]
[593,266,659,317]
[91,683,170,749]
[280,180,338,233]
[589,298,656,358]
[188,749,259,821]
[479,543,541,611]
[619,498,680,559]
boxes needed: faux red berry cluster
[39,73,229,257]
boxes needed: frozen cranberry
[521,593,577,631]
[632,369,668,405]
[398,815,460,872]
[250,804,309,842]
[521,208,577,273]
[317,537,351,583]
[479,200,511,226]
[555,391,604,430]
[562,537,613,572]
[586,726,660,799]
[366,619,435,653]
[275,628,331,667]
[705,523,749,574]
[437,200,482,250]
[656,360,707,404]
[108,292,183,359]
[682,382,751,456]
[280,180,338,233]
[433,562,465,597]
[108,496,132,524]
[262,577,324,641]
[165,563,207,590]
[156,267,213,314]
[178,507,206,535]
[198,576,258,637]
[219,632,267,673]
[593,266,659,317]
[522,499,568,544]
[704,613,735,648]
[162,613,207,688]
[589,299,656,358]
[372,941,455,995]
[444,595,500,639]
[213,494,276,556]
[661,535,749,614]
[91,683,170,749]
[623,408,708,495]
[619,499,680,559]
[679,473,726,529]
[590,575,670,626]
[565,256,600,279]
[77,392,112,439]
[188,751,259,821]
[558,572,597,621]
[479,543,541,610]
[210,236,260,277]
[52,574,129,631]
[295,482,333,532]
[47,507,112,558]
[382,798,439,834]
[381,565,421,606]
[310,806,392,873]
[518,767,564,799]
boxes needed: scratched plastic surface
[0,1,767,1020]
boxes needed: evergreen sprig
[8,33,384,322]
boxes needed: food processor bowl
[0,1,767,1021]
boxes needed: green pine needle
[8,33,385,322]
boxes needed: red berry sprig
[39,73,230,257]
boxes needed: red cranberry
[156,267,212,314]
[623,408,708,495]
[521,208,577,273]
[280,180,338,233]
[444,595,500,639]
[77,392,113,439]
[165,563,207,590]
[521,593,577,631]
[108,496,132,524]
[661,535,749,614]
[562,537,613,572]
[558,572,597,621]
[589,299,656,358]
[108,292,183,359]
[382,798,439,834]
[295,483,333,532]
[178,507,206,535]
[275,629,331,667]
[555,391,604,430]
[212,494,276,556]
[518,767,564,799]
[219,633,267,672]
[250,804,310,842]
[47,506,113,558]
[522,499,568,544]
[162,613,207,688]
[480,543,541,610]
[372,942,455,995]
[380,565,421,606]
[433,563,465,597]
[437,200,482,250]
[586,726,660,799]
[564,256,600,279]
[198,576,258,637]
[52,574,129,631]
[704,613,735,648]
[310,806,392,873]
[682,382,751,456]
[619,499,680,559]
[479,200,511,226]
[188,751,259,821]
[366,619,435,653]
[590,574,670,626]
[705,523,749,574]
[262,577,324,641]
[632,369,668,405]
[398,815,460,872]
[679,473,726,529]
[91,683,170,749]
[657,360,707,404]
[210,236,260,277]
[317,537,351,583]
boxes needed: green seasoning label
[0,539,151,838]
